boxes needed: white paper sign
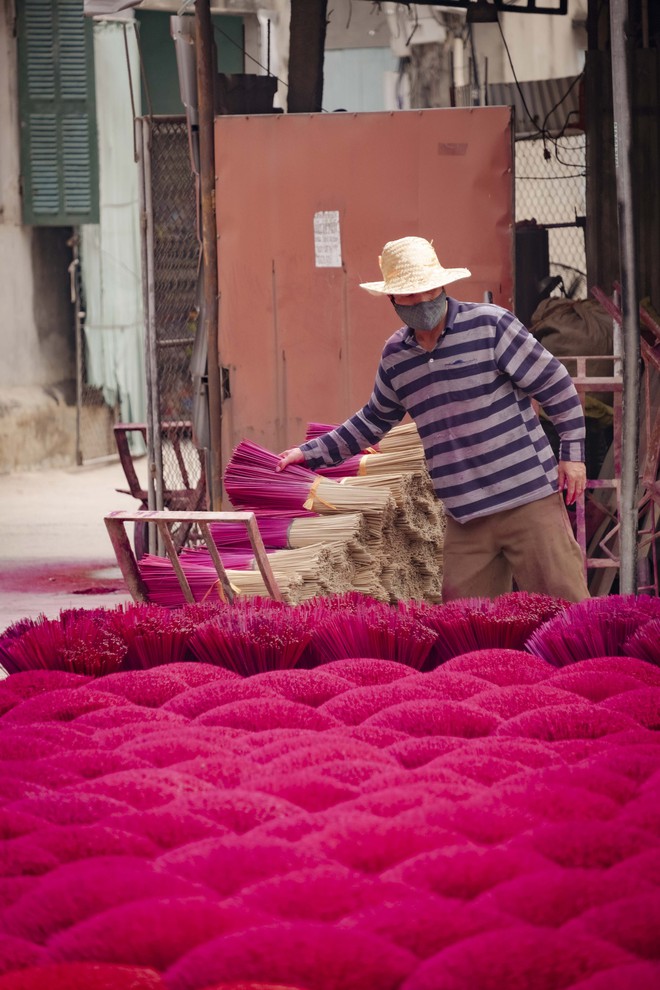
[313,210,342,268]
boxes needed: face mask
[391,290,447,332]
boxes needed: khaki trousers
[442,493,590,602]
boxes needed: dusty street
[0,459,142,631]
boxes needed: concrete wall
[473,1,588,85]
[0,2,75,392]
[0,1,81,471]
[357,1,588,110]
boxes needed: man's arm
[494,311,587,504]
[278,361,405,472]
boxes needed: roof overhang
[488,76,583,139]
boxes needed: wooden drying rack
[104,510,283,605]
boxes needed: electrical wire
[540,71,583,134]
[517,172,585,180]
[495,10,584,166]
[496,14,539,133]
[405,5,420,47]
[212,23,289,92]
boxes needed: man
[278,236,589,602]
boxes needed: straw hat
[359,236,471,296]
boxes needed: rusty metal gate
[136,115,206,531]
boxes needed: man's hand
[276,447,305,472]
[558,460,587,505]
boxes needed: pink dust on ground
[0,562,122,598]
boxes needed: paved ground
[0,459,143,632]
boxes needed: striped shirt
[300,297,586,523]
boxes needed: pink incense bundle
[304,422,381,476]
[0,610,126,676]
[622,618,660,665]
[401,598,494,665]
[306,602,437,670]
[210,511,310,551]
[224,439,339,513]
[315,456,365,479]
[402,594,571,667]
[304,421,342,442]
[526,594,660,667]
[188,607,314,675]
[494,592,571,624]
[300,591,385,614]
[0,617,40,672]
[105,604,196,669]
[138,553,220,608]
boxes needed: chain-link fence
[139,116,206,518]
[515,134,587,300]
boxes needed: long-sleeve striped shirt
[300,297,586,523]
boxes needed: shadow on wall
[30,226,75,381]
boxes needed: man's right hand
[276,447,305,472]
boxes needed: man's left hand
[558,460,587,505]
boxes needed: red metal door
[214,107,514,469]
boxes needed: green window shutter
[17,0,99,225]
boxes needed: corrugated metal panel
[214,107,514,462]
[488,76,582,139]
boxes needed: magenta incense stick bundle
[526,595,660,666]
[224,439,340,514]
[315,455,364,478]
[188,607,314,675]
[1,611,126,676]
[315,449,427,479]
[306,600,437,670]
[210,512,307,551]
[304,422,342,442]
[182,543,356,601]
[138,551,305,607]
[401,592,570,667]
[623,619,660,664]
[138,552,219,608]
[224,440,396,546]
[106,603,193,669]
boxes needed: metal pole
[609,0,641,594]
[138,117,164,554]
[68,233,83,467]
[195,0,223,509]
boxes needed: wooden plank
[104,509,283,604]
[157,520,195,604]
[245,515,284,602]
[199,523,234,604]
[104,514,150,602]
